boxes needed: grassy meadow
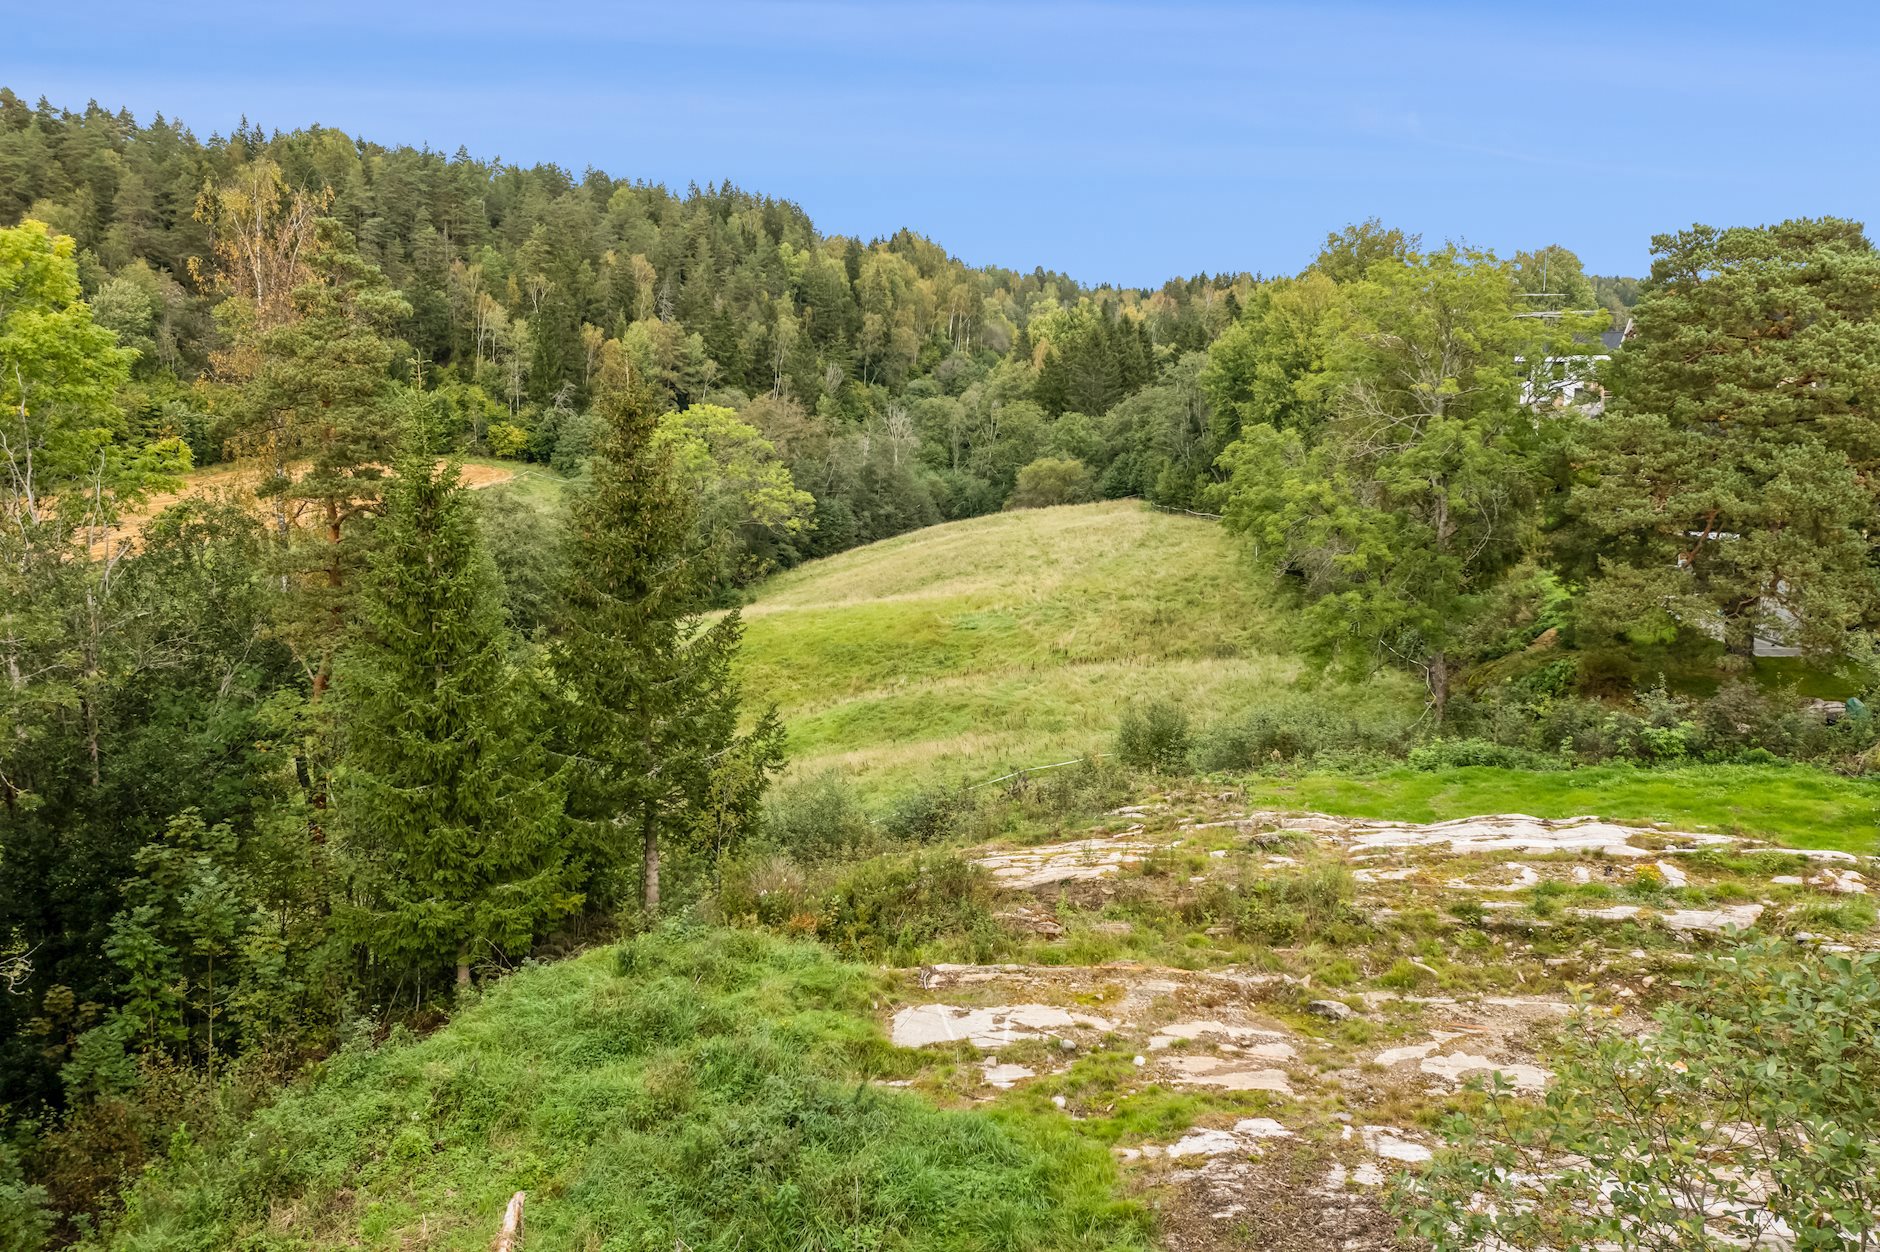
[97,928,1147,1251]
[729,500,1878,854]
[1241,763,1880,855]
[734,500,1354,792]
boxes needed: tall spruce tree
[553,377,782,915]
[336,438,573,992]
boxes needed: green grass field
[735,500,1879,852]
[1240,764,1880,855]
[735,500,1333,792]
[98,928,1146,1252]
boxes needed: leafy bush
[999,755,1132,825]
[1396,939,1880,1250]
[1407,738,1564,772]
[1194,695,1422,772]
[760,772,877,862]
[1196,706,1328,767]
[882,784,975,845]
[1115,700,1191,773]
[0,1142,52,1252]
[814,854,1001,962]
[1007,456,1097,509]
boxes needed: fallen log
[491,1191,525,1251]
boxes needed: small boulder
[1307,999,1355,1023]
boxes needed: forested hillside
[0,91,1259,562]
[6,85,1880,1250]
[0,92,1653,574]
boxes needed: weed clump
[1186,864,1361,946]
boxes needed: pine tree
[336,439,574,992]
[553,379,782,915]
[1569,219,1880,661]
[248,219,411,700]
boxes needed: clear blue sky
[12,1,1878,287]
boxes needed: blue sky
[11,1,1877,287]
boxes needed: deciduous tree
[1215,247,1575,715]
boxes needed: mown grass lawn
[1239,763,1880,854]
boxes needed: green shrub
[1397,939,1880,1250]
[815,854,1001,962]
[1008,456,1097,509]
[1195,697,1420,771]
[1408,738,1563,772]
[1001,755,1132,824]
[0,1142,52,1252]
[1115,699,1191,773]
[761,772,877,862]
[1196,706,1327,767]
[882,784,972,844]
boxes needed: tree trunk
[642,800,661,916]
[1428,651,1450,722]
[456,950,471,990]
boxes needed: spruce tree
[336,439,573,992]
[553,378,782,915]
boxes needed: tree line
[1206,217,1880,723]
[0,202,785,1234]
[0,91,1262,575]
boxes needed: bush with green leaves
[1006,456,1098,509]
[1114,699,1191,773]
[1407,738,1564,772]
[760,772,878,863]
[814,854,1002,963]
[0,1141,52,1252]
[1394,939,1880,1250]
[1193,694,1422,771]
[883,784,975,844]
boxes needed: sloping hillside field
[736,501,1309,790]
[91,502,1880,1250]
